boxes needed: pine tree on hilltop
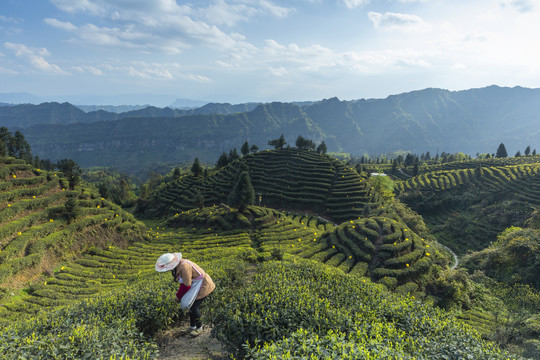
[216,152,229,169]
[191,157,203,177]
[496,143,508,158]
[228,171,255,212]
[241,141,250,156]
[525,145,531,156]
[229,148,240,162]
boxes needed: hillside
[0,156,146,313]
[140,149,379,223]
[0,149,536,358]
[396,156,540,254]
[10,85,540,172]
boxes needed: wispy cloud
[43,18,77,31]
[0,15,23,24]
[71,65,103,75]
[368,11,431,32]
[4,42,68,74]
[342,0,371,9]
[50,0,104,15]
[502,0,535,13]
[46,0,291,55]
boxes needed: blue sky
[1,0,539,105]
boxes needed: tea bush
[210,259,517,359]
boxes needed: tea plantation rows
[398,163,540,200]
[0,157,145,304]
[147,148,382,223]
[168,205,443,295]
[397,160,540,254]
[0,153,530,359]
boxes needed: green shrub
[210,259,514,359]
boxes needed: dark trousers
[189,297,205,328]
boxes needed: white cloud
[4,42,68,74]
[502,0,535,13]
[183,74,212,83]
[50,0,103,14]
[202,0,256,27]
[0,15,22,24]
[46,0,289,55]
[258,0,293,17]
[342,0,371,9]
[72,65,103,75]
[44,18,77,31]
[128,66,173,80]
[226,39,434,79]
[368,11,431,32]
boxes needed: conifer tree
[228,171,255,212]
[525,146,531,156]
[228,148,240,162]
[250,144,259,153]
[191,157,203,177]
[64,195,79,224]
[515,150,522,157]
[241,141,250,156]
[57,159,81,190]
[496,143,508,158]
[216,152,229,169]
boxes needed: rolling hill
[0,156,146,313]
[0,147,536,358]
[396,156,540,254]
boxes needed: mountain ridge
[6,85,540,171]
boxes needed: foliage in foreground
[0,256,244,359]
[209,259,517,359]
[462,226,540,289]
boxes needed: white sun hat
[155,252,182,272]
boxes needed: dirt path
[156,320,226,360]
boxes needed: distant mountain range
[0,92,198,108]
[0,101,263,128]
[4,85,540,172]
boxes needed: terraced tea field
[0,156,146,312]
[147,148,382,223]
